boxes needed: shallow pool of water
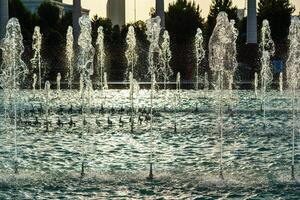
[0,90,299,199]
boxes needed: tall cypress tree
[165,0,204,81]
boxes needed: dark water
[0,90,299,199]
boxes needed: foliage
[206,0,238,41]
[37,1,61,32]
[166,0,204,43]
[91,15,113,43]
[258,0,295,43]
[9,0,35,42]
[165,0,205,80]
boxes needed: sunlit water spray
[161,30,173,90]
[146,16,162,179]
[279,72,283,94]
[79,74,83,94]
[0,18,28,174]
[259,19,275,128]
[56,73,61,91]
[96,26,106,89]
[148,74,156,180]
[174,72,181,133]
[125,26,138,81]
[254,72,258,98]
[146,16,162,78]
[31,26,42,90]
[286,16,300,180]
[44,81,51,132]
[203,72,209,98]
[77,15,95,177]
[195,28,205,90]
[209,12,237,180]
[32,73,37,92]
[66,26,74,89]
[129,72,140,132]
[103,72,108,90]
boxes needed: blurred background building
[107,0,126,27]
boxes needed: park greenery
[4,0,297,85]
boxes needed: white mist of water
[77,15,95,177]
[44,81,51,132]
[96,26,106,89]
[145,16,163,179]
[31,26,42,90]
[32,73,37,91]
[195,28,205,90]
[146,16,162,78]
[125,26,138,81]
[259,19,275,127]
[161,30,173,90]
[103,72,108,90]
[254,72,258,98]
[129,72,140,132]
[209,12,237,179]
[286,16,300,180]
[174,72,181,133]
[204,72,209,91]
[0,18,28,174]
[57,73,61,91]
[279,72,283,94]
[66,26,74,89]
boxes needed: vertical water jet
[0,18,28,174]
[286,16,300,180]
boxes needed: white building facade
[21,0,89,16]
[246,0,257,44]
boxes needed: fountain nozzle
[219,170,224,180]
[14,161,19,174]
[81,162,85,178]
[147,163,154,180]
[292,165,295,180]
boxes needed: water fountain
[0,12,299,199]
[66,26,74,90]
[96,26,106,89]
[254,72,258,98]
[44,81,51,132]
[204,72,209,90]
[129,72,138,132]
[56,73,61,91]
[279,72,283,94]
[125,26,138,80]
[103,72,108,89]
[174,72,181,133]
[77,15,95,177]
[79,73,83,94]
[161,30,173,90]
[31,26,42,90]
[209,12,237,179]
[286,16,300,180]
[228,73,234,112]
[32,73,37,91]
[145,16,162,180]
[0,18,28,174]
[148,74,156,180]
[146,16,162,79]
[126,26,139,132]
[259,20,275,127]
[195,28,205,90]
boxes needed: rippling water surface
[0,90,299,199]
